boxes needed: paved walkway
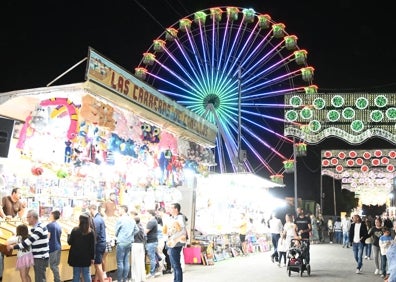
[106,242,386,282]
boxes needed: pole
[333,177,337,216]
[320,173,323,214]
[46,57,87,87]
[293,137,298,209]
[237,66,242,172]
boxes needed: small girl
[6,224,34,282]
[277,233,289,267]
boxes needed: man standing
[0,187,26,219]
[47,210,62,282]
[7,209,49,282]
[89,204,107,282]
[145,210,159,279]
[164,203,186,282]
[115,205,138,282]
[268,212,283,262]
[349,214,368,274]
[294,208,312,264]
[103,192,118,217]
[341,214,351,248]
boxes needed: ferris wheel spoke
[243,68,303,96]
[183,29,212,93]
[242,51,293,89]
[241,136,277,175]
[242,115,293,144]
[243,85,307,100]
[168,42,210,93]
[136,6,315,176]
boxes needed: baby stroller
[286,239,311,277]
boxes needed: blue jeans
[146,242,159,275]
[365,243,372,258]
[342,231,349,246]
[271,233,280,259]
[352,242,364,270]
[168,246,183,282]
[116,244,132,282]
[72,266,90,282]
[335,231,342,244]
[381,254,388,275]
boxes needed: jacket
[349,221,368,244]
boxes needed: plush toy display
[79,95,115,130]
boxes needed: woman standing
[310,214,320,244]
[327,218,334,243]
[364,219,373,259]
[67,214,95,282]
[131,216,146,282]
[6,224,34,282]
[283,214,297,245]
[368,217,384,275]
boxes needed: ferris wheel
[134,6,316,178]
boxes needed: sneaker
[375,269,380,275]
[355,269,361,274]
[380,274,385,278]
[155,272,162,277]
[364,256,368,259]
[146,274,155,279]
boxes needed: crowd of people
[0,187,188,282]
[265,207,396,282]
[267,207,312,267]
[323,212,396,281]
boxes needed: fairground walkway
[106,242,385,282]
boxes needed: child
[6,224,34,282]
[379,227,393,278]
[277,233,288,267]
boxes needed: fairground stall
[186,172,284,264]
[0,48,218,280]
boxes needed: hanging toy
[64,140,72,163]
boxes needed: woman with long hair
[67,213,95,282]
[7,224,34,282]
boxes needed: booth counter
[0,217,117,281]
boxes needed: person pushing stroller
[294,208,312,264]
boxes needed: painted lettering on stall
[109,70,209,138]
[111,71,130,95]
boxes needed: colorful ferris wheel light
[136,6,316,175]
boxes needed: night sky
[2,0,396,213]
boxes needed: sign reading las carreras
[86,48,217,145]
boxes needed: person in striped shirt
[7,209,50,282]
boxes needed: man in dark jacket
[349,214,368,274]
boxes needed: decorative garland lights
[284,93,396,144]
[321,149,396,205]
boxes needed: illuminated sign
[86,48,217,145]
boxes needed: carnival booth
[0,48,217,280]
[183,172,284,264]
